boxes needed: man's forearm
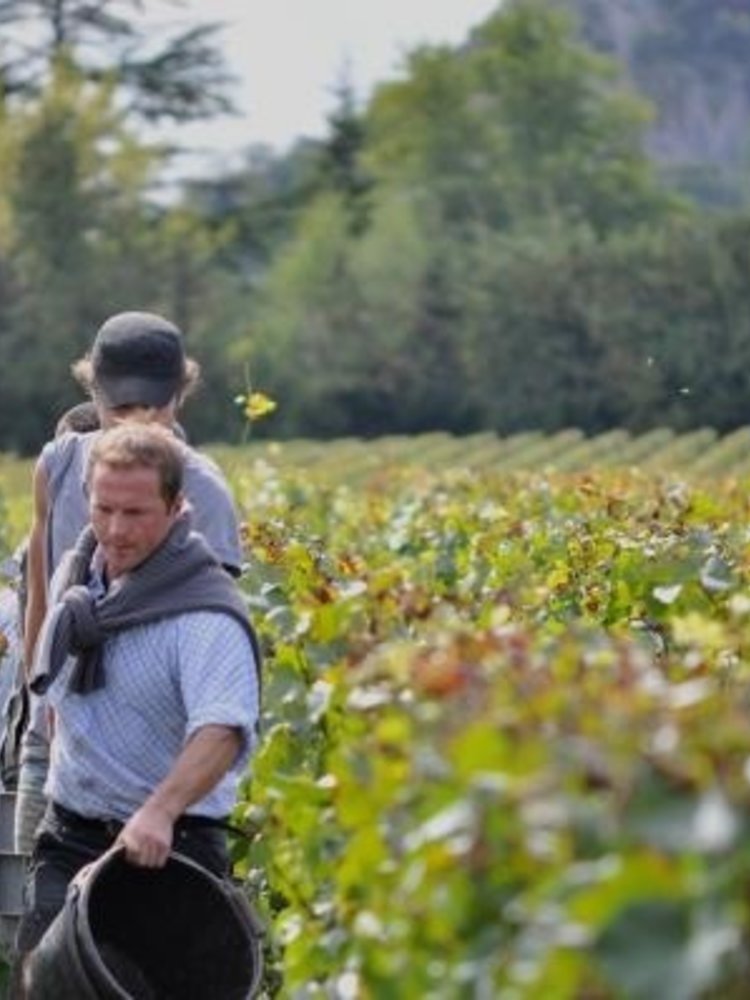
[147,724,242,821]
[117,724,242,867]
[24,459,50,676]
[23,529,47,676]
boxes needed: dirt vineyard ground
[4,430,750,997]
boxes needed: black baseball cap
[91,311,185,408]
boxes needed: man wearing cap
[15,311,244,854]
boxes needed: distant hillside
[556,0,750,206]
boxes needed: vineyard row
[213,426,750,483]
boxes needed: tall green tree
[184,139,326,283]
[242,193,366,436]
[243,0,676,439]
[0,64,158,450]
[471,0,666,233]
[318,77,372,235]
[364,44,495,231]
[0,0,233,121]
[0,59,244,452]
[365,0,667,237]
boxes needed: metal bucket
[25,848,264,999]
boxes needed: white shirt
[45,610,259,821]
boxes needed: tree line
[0,0,748,454]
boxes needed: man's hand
[117,725,241,868]
[116,801,175,868]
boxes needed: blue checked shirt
[45,609,259,821]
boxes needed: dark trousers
[11,802,230,996]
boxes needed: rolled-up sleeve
[176,612,259,769]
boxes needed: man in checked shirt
[12,422,260,994]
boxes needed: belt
[51,801,229,837]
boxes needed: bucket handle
[69,843,121,892]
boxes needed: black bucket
[24,848,264,999]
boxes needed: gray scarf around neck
[31,513,260,696]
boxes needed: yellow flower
[241,391,278,422]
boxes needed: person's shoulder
[182,446,233,495]
[182,444,223,475]
[39,431,101,469]
[43,429,99,459]
[178,446,242,570]
[42,430,99,482]
[39,430,78,470]
[172,609,252,651]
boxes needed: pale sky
[169,0,501,172]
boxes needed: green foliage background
[0,0,749,454]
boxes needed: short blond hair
[86,424,185,506]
